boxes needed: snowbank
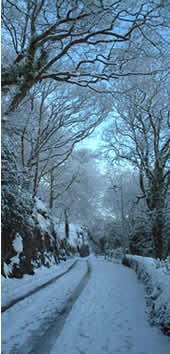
[122,255,170,336]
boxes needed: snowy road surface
[2,256,170,354]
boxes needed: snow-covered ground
[2,258,87,353]
[1,257,77,308]
[2,255,170,354]
[122,255,170,335]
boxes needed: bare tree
[104,75,169,258]
[42,148,106,224]
[11,81,109,198]
[2,0,167,114]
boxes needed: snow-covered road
[2,256,170,354]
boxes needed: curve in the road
[1,259,78,313]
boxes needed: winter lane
[51,256,170,354]
[22,260,91,354]
[2,259,89,354]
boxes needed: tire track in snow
[20,259,91,354]
[2,259,78,313]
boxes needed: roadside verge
[122,255,170,336]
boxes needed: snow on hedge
[122,255,170,336]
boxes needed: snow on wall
[36,213,50,233]
[4,234,24,277]
[33,198,51,234]
[12,233,23,254]
[34,198,86,249]
[34,197,48,214]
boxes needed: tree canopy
[2,0,168,114]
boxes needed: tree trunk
[151,180,166,259]
[152,206,164,259]
[33,153,40,199]
[64,209,69,239]
[144,165,167,259]
[49,171,54,209]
